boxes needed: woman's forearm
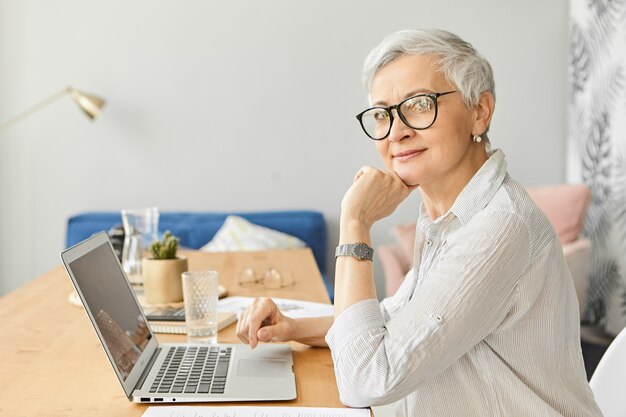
[291,316,334,347]
[334,218,378,317]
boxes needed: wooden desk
[0,248,342,417]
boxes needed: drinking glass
[121,207,159,281]
[182,270,219,344]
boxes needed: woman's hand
[341,166,417,229]
[236,297,296,349]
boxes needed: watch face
[351,243,371,260]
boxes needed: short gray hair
[362,29,495,109]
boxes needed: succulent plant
[149,231,179,260]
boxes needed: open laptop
[61,231,296,403]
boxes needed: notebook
[61,231,296,403]
[149,311,237,335]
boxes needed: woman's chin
[396,172,421,187]
[404,180,420,188]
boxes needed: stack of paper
[142,406,369,417]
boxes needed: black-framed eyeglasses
[356,90,458,140]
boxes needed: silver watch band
[335,243,374,261]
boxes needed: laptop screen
[69,241,152,381]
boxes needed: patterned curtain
[569,0,626,336]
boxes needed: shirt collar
[418,148,508,227]
[450,148,507,225]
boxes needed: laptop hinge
[135,347,161,391]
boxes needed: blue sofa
[66,210,332,299]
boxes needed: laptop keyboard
[150,346,232,395]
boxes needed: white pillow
[200,215,306,252]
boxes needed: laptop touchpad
[237,359,290,377]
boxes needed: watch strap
[335,242,374,261]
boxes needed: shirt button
[426,239,432,245]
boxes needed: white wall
[0,0,568,297]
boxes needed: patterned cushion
[200,215,306,252]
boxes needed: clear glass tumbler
[182,270,219,344]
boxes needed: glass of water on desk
[182,270,219,344]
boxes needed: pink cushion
[393,223,417,266]
[526,184,590,244]
[378,244,409,296]
[377,224,416,296]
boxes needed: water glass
[182,270,219,344]
[121,207,159,279]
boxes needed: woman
[237,29,602,416]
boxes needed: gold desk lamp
[0,86,106,130]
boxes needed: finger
[353,165,374,183]
[248,299,276,349]
[241,298,263,346]
[236,308,250,344]
[257,324,273,342]
[236,308,246,335]
[257,319,289,343]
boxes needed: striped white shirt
[326,149,602,417]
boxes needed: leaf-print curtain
[569,0,626,336]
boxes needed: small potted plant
[142,231,188,304]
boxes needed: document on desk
[142,406,369,417]
[218,296,334,319]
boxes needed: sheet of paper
[142,406,369,417]
[218,296,334,319]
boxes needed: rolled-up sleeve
[325,210,531,407]
[380,268,416,323]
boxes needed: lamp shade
[68,88,106,119]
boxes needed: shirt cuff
[325,299,385,356]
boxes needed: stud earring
[472,134,482,143]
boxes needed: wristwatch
[335,242,374,261]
